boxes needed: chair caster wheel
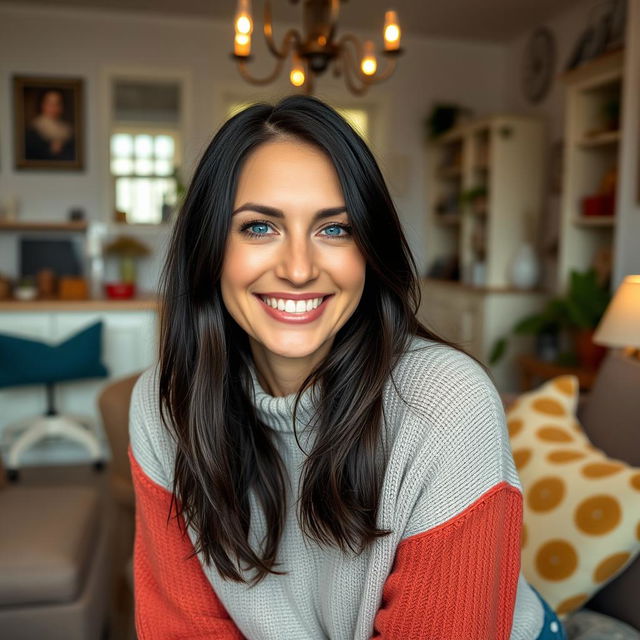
[93,460,105,472]
[7,468,19,483]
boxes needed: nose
[274,231,319,284]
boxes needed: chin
[257,334,328,359]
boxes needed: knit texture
[130,335,545,639]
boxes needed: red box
[105,282,136,299]
[581,193,615,217]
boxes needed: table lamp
[578,274,640,465]
[593,275,640,360]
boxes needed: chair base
[5,415,105,477]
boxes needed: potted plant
[460,185,488,215]
[490,268,611,368]
[103,235,150,299]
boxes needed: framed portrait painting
[13,75,85,170]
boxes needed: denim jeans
[530,585,567,640]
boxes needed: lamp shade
[593,275,640,348]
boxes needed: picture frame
[13,75,84,170]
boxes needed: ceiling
[6,0,588,42]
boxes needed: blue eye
[239,219,353,240]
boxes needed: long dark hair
[158,94,489,585]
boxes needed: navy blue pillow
[0,320,109,388]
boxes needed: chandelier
[231,0,403,96]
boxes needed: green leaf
[489,337,507,365]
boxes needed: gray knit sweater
[129,335,545,639]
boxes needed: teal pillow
[0,321,109,388]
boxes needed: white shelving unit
[558,49,624,293]
[422,114,547,392]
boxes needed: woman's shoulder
[384,334,520,495]
[129,362,177,489]
[389,334,501,422]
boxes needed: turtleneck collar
[248,360,320,433]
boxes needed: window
[110,129,180,224]
[108,77,183,224]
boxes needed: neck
[249,336,332,397]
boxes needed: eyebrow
[232,203,348,220]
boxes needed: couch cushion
[506,375,640,619]
[0,486,99,606]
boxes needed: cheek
[332,248,366,291]
[221,241,263,290]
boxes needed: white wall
[613,0,640,287]
[0,2,506,291]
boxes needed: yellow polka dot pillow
[506,375,640,618]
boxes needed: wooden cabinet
[557,49,624,293]
[418,278,546,392]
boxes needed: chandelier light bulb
[234,32,251,57]
[361,40,377,76]
[383,10,401,51]
[290,54,306,87]
[235,0,253,35]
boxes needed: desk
[517,354,599,392]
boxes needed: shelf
[572,215,616,227]
[434,213,461,226]
[0,220,88,232]
[436,166,463,179]
[422,277,545,295]
[577,130,620,148]
[0,292,158,311]
[561,48,624,86]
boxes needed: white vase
[509,242,540,289]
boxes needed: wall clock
[522,27,556,104]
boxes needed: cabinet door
[419,283,484,358]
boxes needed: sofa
[0,461,113,640]
[501,348,640,639]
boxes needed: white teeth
[260,296,325,313]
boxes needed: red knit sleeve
[371,481,523,640]
[129,446,245,640]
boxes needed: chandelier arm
[368,55,398,82]
[264,1,301,59]
[337,47,368,96]
[337,33,364,65]
[236,55,287,85]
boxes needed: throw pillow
[0,321,109,388]
[506,375,640,618]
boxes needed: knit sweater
[129,335,545,639]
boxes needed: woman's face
[40,91,64,119]
[221,139,366,363]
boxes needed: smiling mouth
[254,293,333,314]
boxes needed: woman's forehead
[234,140,344,206]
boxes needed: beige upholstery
[0,469,112,640]
[0,487,99,606]
[97,371,142,640]
[575,350,640,631]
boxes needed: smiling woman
[128,95,565,640]
[222,139,366,394]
